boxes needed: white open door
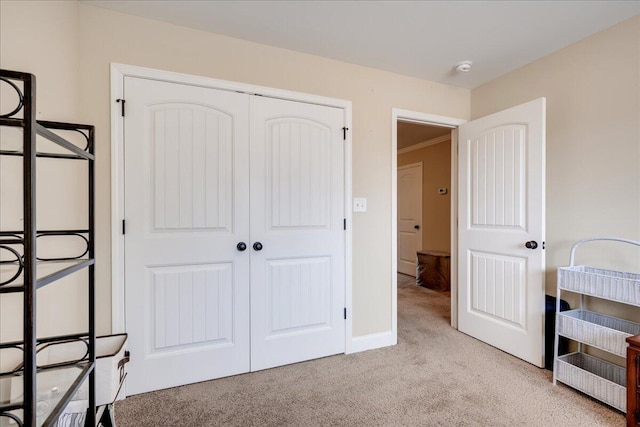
[249,96,346,371]
[123,77,251,394]
[457,98,546,367]
[397,163,423,276]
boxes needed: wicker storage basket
[558,309,640,357]
[558,266,640,306]
[555,352,626,412]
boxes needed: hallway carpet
[114,274,624,426]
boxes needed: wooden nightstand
[627,335,640,426]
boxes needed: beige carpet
[114,274,624,426]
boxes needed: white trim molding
[449,128,460,330]
[391,108,467,346]
[397,134,451,155]
[343,104,354,354]
[110,63,354,354]
[396,110,466,128]
[397,162,423,171]
[110,66,125,334]
[350,331,395,353]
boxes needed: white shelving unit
[553,237,640,413]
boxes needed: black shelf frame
[0,69,96,427]
[0,259,96,296]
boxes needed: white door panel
[124,77,347,392]
[397,163,422,276]
[124,77,250,394]
[148,263,234,351]
[249,96,346,371]
[458,98,545,367]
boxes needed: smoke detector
[455,61,473,72]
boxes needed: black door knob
[414,225,420,230]
[253,242,263,251]
[525,241,538,249]
[237,242,247,251]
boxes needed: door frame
[397,162,423,276]
[391,109,466,340]
[110,63,354,351]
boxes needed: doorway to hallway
[396,121,453,320]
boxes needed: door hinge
[343,218,346,230]
[342,127,349,140]
[116,99,126,117]
[344,308,347,320]
[122,219,126,235]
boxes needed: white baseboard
[348,331,395,354]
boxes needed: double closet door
[123,77,346,395]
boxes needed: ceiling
[397,122,450,150]
[85,1,639,89]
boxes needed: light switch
[353,198,367,212]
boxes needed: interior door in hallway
[457,98,546,367]
[397,163,423,276]
[123,77,251,394]
[249,96,346,371]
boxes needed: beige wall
[471,15,640,321]
[0,1,88,343]
[398,140,452,252]
[0,1,470,339]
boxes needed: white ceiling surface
[85,1,639,89]
[397,122,450,150]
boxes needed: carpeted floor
[114,274,624,426]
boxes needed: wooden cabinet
[627,335,640,426]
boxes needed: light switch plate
[353,198,367,212]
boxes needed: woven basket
[558,266,640,306]
[555,352,626,412]
[558,309,640,357]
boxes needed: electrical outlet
[353,198,367,212]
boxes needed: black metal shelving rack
[0,70,96,427]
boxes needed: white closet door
[249,96,346,371]
[124,77,250,394]
[397,163,423,276]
